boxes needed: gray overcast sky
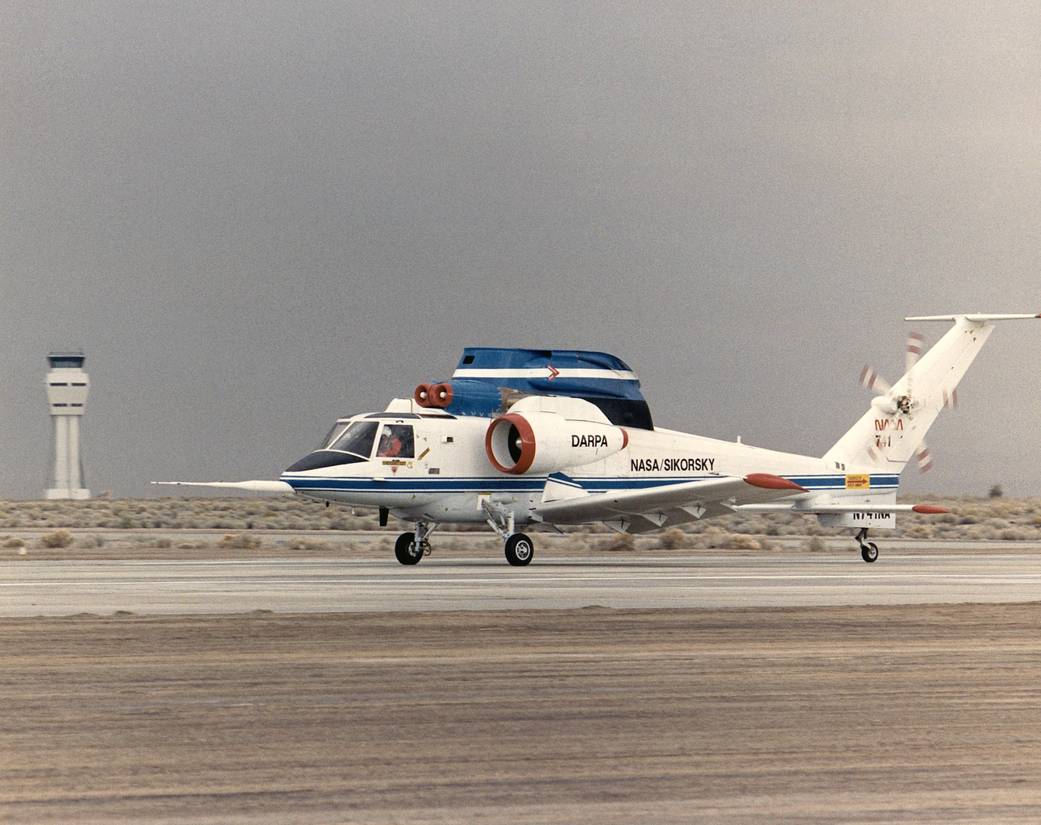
[2,1,1040,499]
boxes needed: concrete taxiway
[4,552,1041,615]
[7,604,1041,824]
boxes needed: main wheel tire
[504,532,534,566]
[395,532,423,565]
[861,541,879,563]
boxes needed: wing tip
[744,473,807,492]
[912,504,949,514]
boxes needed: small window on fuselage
[376,424,415,458]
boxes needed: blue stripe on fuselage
[281,474,901,494]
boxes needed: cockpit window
[329,421,379,458]
[376,424,415,458]
[319,422,349,450]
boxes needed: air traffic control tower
[45,351,90,500]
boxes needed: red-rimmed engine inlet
[413,384,434,407]
[429,382,454,408]
[485,413,536,474]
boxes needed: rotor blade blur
[859,365,891,395]
[906,332,924,374]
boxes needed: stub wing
[151,480,294,493]
[531,473,807,530]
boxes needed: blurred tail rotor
[915,443,933,474]
[858,330,937,474]
[859,366,891,395]
[905,332,924,374]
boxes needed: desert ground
[2,495,1041,560]
[5,604,1041,824]
[3,499,1041,823]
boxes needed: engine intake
[485,411,627,475]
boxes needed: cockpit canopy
[285,416,418,472]
[325,421,379,456]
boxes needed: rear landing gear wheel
[504,533,534,566]
[861,542,879,564]
[395,532,423,565]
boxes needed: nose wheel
[856,528,879,563]
[394,522,436,565]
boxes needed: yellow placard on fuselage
[845,474,871,490]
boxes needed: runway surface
[4,552,1041,615]
[7,605,1041,823]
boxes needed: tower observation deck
[45,351,90,500]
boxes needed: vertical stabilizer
[823,314,1037,471]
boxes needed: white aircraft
[157,313,1038,566]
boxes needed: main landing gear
[504,533,534,566]
[395,521,436,565]
[856,527,879,564]
[483,500,534,566]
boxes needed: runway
[4,552,1041,615]
[7,604,1041,824]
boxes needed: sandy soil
[5,526,1041,562]
[4,604,1041,823]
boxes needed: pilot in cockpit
[377,424,416,459]
[378,430,402,457]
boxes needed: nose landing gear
[394,521,436,565]
[856,527,879,563]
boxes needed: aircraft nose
[284,451,362,472]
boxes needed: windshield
[318,422,349,450]
[328,421,379,458]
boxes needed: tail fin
[823,313,1039,471]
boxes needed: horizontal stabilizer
[904,313,1040,323]
[151,480,294,493]
[734,502,948,514]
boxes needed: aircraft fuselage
[281,404,895,529]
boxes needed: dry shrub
[689,528,765,551]
[287,539,330,552]
[904,523,934,539]
[807,535,827,552]
[218,533,262,550]
[3,537,25,549]
[427,538,468,553]
[153,538,172,548]
[720,533,762,551]
[79,534,105,548]
[563,536,589,552]
[658,527,688,550]
[599,533,636,552]
[40,530,74,548]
